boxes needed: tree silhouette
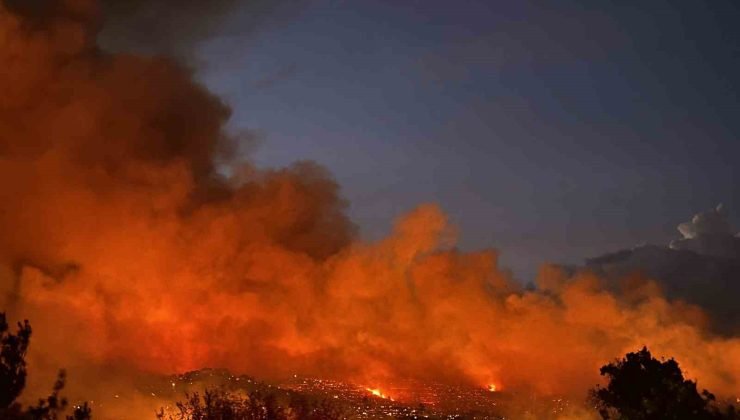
[1,312,32,410]
[590,347,737,420]
[0,312,92,420]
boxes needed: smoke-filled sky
[196,0,740,280]
[2,1,740,418]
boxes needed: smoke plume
[0,1,738,416]
[3,0,304,56]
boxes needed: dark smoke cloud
[99,0,309,56]
[587,205,740,333]
[3,0,307,56]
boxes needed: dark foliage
[25,370,93,420]
[158,388,348,420]
[590,347,737,420]
[0,312,92,420]
[1,312,32,410]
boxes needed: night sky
[196,0,740,280]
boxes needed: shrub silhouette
[0,312,92,420]
[590,347,737,420]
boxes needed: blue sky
[195,0,740,280]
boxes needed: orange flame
[365,388,389,399]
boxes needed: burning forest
[1,0,740,419]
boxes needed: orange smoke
[1,0,739,414]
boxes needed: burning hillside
[0,1,739,418]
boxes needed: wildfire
[488,384,498,392]
[365,388,389,399]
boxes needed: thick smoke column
[0,0,739,415]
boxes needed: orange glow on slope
[366,388,389,399]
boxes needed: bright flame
[488,384,498,392]
[366,388,389,399]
